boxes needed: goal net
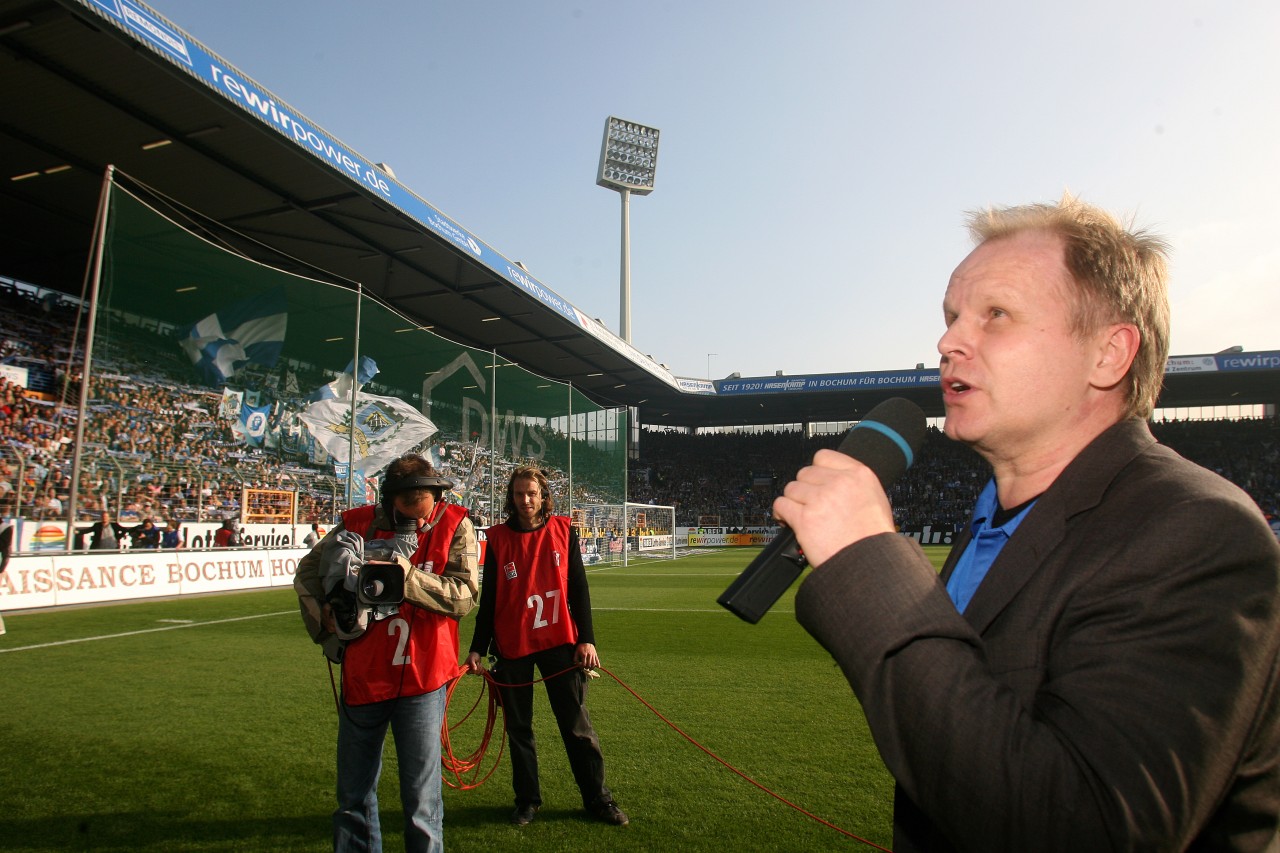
[572,502,676,566]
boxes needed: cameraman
[295,453,479,853]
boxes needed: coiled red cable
[440,663,504,790]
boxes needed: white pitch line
[0,610,294,654]
[0,602,761,654]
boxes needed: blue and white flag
[218,388,243,420]
[298,390,435,476]
[303,356,379,404]
[263,401,285,450]
[179,288,287,385]
[348,356,379,385]
[234,402,273,447]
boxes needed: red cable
[439,663,578,789]
[438,663,892,851]
[440,664,504,790]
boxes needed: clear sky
[144,0,1280,383]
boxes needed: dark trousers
[492,643,610,810]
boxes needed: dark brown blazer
[797,419,1280,852]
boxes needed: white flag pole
[346,283,363,509]
[65,165,116,551]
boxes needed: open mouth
[945,379,971,394]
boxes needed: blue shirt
[945,479,1036,614]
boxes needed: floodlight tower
[596,116,660,344]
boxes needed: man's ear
[1092,323,1139,390]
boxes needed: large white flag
[298,391,437,476]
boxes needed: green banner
[73,180,624,527]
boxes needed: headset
[381,472,456,529]
[381,473,456,495]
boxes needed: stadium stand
[2,274,1277,545]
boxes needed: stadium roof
[2,0,1278,429]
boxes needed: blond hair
[966,193,1171,419]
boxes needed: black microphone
[716,396,927,623]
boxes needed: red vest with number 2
[488,515,577,659]
[340,502,467,705]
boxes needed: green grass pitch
[0,546,951,852]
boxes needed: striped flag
[179,288,287,385]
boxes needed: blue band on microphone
[851,421,914,467]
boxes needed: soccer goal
[572,502,677,566]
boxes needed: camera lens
[363,579,385,598]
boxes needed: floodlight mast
[596,116,660,345]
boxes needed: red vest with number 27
[488,515,577,659]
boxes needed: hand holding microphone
[775,450,898,566]
[717,397,926,623]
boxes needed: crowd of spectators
[1,362,344,527]
[0,282,346,528]
[628,426,991,528]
